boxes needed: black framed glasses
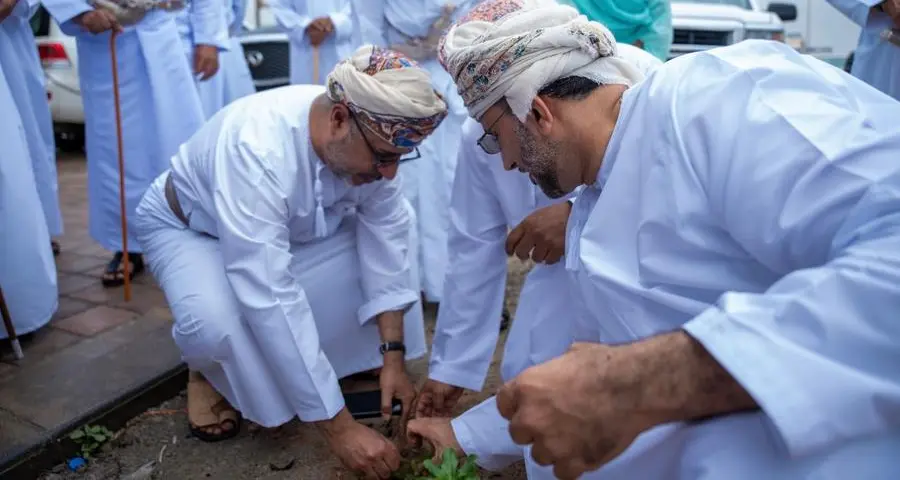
[349,112,421,167]
[477,107,508,155]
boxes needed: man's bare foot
[187,371,242,442]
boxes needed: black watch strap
[379,341,406,355]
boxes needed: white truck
[669,0,796,59]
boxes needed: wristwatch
[379,341,406,355]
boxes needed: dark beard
[514,122,565,198]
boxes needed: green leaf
[90,433,108,442]
[442,448,458,471]
[422,459,442,477]
[69,430,85,440]
[458,458,476,476]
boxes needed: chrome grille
[673,29,731,46]
[239,40,290,91]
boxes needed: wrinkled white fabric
[134,85,427,425]
[440,3,644,120]
[548,39,900,479]
[0,56,58,340]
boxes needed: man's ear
[527,96,554,137]
[330,103,352,139]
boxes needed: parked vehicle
[31,6,84,152]
[669,0,796,60]
[239,27,290,92]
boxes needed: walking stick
[110,30,132,302]
[312,45,320,84]
[0,287,23,360]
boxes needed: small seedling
[396,448,479,480]
[68,424,113,459]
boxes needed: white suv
[670,0,796,59]
[31,6,83,152]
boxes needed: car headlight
[745,29,785,42]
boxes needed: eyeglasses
[477,108,508,155]
[350,112,421,167]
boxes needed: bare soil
[39,259,534,480]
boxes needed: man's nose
[378,163,399,180]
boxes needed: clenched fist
[506,200,572,264]
[74,9,123,34]
[880,0,900,28]
[193,44,219,81]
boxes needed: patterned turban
[326,45,449,149]
[439,1,647,121]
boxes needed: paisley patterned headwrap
[326,45,449,149]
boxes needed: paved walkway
[0,155,180,469]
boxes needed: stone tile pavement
[0,154,182,472]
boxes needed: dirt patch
[39,258,534,480]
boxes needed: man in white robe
[218,0,255,103]
[269,0,354,86]
[175,0,228,118]
[406,2,666,472]
[827,0,899,100]
[440,3,900,479]
[351,0,480,302]
[41,0,209,288]
[0,0,64,256]
[133,45,448,479]
[0,39,58,341]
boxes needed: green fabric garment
[559,0,673,61]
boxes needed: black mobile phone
[344,390,403,420]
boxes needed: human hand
[379,353,416,432]
[193,44,219,81]
[496,342,653,479]
[318,409,402,479]
[305,17,333,46]
[0,0,18,23]
[414,379,464,418]
[881,0,900,28]
[74,9,122,34]
[312,16,334,33]
[406,417,464,462]
[506,200,572,264]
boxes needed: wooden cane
[312,45,320,84]
[0,287,23,360]
[110,30,131,302]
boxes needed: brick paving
[0,154,180,467]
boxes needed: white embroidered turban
[439,1,647,121]
[326,45,449,148]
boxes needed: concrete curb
[0,364,187,479]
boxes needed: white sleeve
[676,53,900,458]
[451,397,523,471]
[330,0,353,43]
[268,0,312,44]
[825,0,882,27]
[349,0,387,47]
[429,138,509,391]
[40,0,92,36]
[188,0,229,50]
[213,138,343,423]
[354,179,419,324]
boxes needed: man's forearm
[376,310,404,343]
[616,330,759,428]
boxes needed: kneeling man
[134,45,448,479]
